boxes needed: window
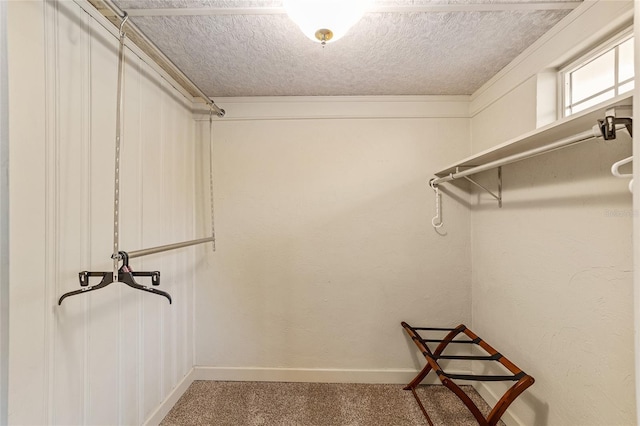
[562,32,634,117]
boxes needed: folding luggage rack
[401,321,534,426]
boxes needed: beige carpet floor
[161,381,505,426]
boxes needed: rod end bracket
[598,115,632,140]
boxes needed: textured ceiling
[113,0,580,97]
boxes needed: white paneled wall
[0,1,9,424]
[8,1,200,424]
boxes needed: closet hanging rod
[431,123,628,187]
[83,0,225,117]
[126,236,215,259]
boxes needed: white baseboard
[193,366,471,385]
[143,368,196,426]
[474,382,524,426]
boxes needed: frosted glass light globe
[283,0,373,44]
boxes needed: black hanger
[58,251,172,305]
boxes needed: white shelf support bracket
[461,166,503,208]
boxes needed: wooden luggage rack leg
[401,321,534,426]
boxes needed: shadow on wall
[474,360,549,426]
[519,390,550,426]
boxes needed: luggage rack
[401,322,534,426]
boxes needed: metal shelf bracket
[459,166,502,208]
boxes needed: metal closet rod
[431,124,621,186]
[127,237,215,259]
[86,0,225,117]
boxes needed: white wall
[7,1,202,424]
[194,99,473,383]
[471,76,538,153]
[469,1,635,425]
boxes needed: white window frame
[560,28,634,118]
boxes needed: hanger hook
[119,12,129,37]
[118,251,130,268]
[429,179,444,228]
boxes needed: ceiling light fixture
[283,0,373,46]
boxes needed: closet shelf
[435,93,633,179]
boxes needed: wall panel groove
[81,8,92,426]
[44,0,59,423]
[159,80,167,404]
[135,51,145,426]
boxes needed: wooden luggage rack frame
[401,322,534,426]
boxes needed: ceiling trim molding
[211,95,470,103]
[125,2,581,17]
[192,95,471,121]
